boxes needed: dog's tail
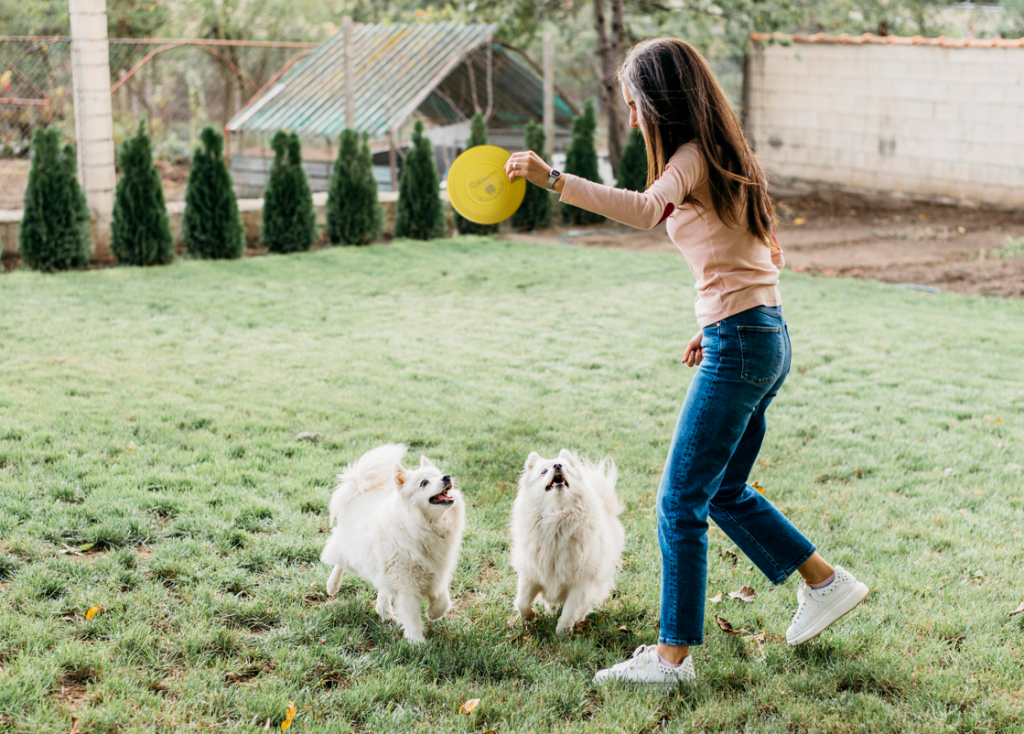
[329,443,408,525]
[588,457,622,516]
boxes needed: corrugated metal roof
[229,22,574,138]
[751,31,1024,48]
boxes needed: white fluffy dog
[319,444,465,643]
[510,449,624,635]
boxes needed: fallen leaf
[708,592,722,603]
[482,730,497,734]
[1010,600,1024,617]
[849,268,864,276]
[77,543,95,553]
[720,549,738,563]
[264,719,271,731]
[296,432,323,443]
[958,226,966,234]
[918,213,927,220]
[459,698,481,714]
[996,419,1003,425]
[70,717,80,734]
[618,625,628,632]
[53,356,67,364]
[281,701,296,731]
[793,217,806,225]
[751,481,765,494]
[728,586,758,602]
[714,614,741,634]
[0,70,11,92]
[85,606,103,620]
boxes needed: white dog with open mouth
[320,443,465,643]
[510,449,624,635]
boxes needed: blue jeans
[656,305,816,647]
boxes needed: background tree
[326,129,384,246]
[111,121,175,266]
[182,126,245,259]
[394,121,446,240]
[560,100,604,226]
[261,131,317,253]
[19,126,92,271]
[511,122,554,231]
[454,111,501,236]
[616,127,647,192]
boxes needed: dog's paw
[518,607,538,621]
[325,567,344,596]
[402,632,426,644]
[555,621,575,636]
[426,599,450,621]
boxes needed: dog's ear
[558,448,577,466]
[394,462,408,487]
[419,455,434,468]
[525,451,541,471]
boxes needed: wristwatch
[546,168,562,190]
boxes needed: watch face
[550,169,561,177]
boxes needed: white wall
[747,41,1024,207]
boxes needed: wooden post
[388,129,398,192]
[344,16,355,129]
[543,31,554,161]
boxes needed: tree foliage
[394,120,446,240]
[19,126,92,272]
[455,111,501,236]
[616,127,647,192]
[111,121,175,266]
[560,100,604,226]
[326,129,384,246]
[511,122,554,231]
[261,130,317,253]
[182,126,245,259]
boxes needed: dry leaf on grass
[70,717,80,734]
[459,699,481,714]
[296,432,323,443]
[708,592,722,604]
[1010,599,1024,617]
[281,701,296,731]
[264,719,271,731]
[715,615,742,634]
[618,625,628,632]
[751,481,765,494]
[728,586,757,602]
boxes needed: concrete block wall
[747,42,1024,207]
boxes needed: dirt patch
[504,189,1024,299]
[55,678,90,709]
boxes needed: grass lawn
[1,238,1022,734]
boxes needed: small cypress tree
[454,111,500,236]
[111,121,174,266]
[19,126,92,271]
[326,129,384,246]
[510,122,554,231]
[182,126,245,259]
[560,100,605,226]
[261,131,317,253]
[394,120,445,240]
[616,127,648,192]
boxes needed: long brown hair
[619,38,776,245]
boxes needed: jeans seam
[659,636,703,647]
[773,544,818,586]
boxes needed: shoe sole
[787,582,869,646]
[594,677,696,691]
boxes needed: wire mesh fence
[0,36,314,206]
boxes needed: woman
[505,38,868,686]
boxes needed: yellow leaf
[751,481,764,494]
[709,592,722,603]
[0,70,11,91]
[85,606,101,619]
[793,217,806,225]
[459,698,480,714]
[281,701,296,731]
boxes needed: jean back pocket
[737,325,783,385]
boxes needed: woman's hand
[682,331,703,368]
[504,151,563,192]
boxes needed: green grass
[1,239,1023,733]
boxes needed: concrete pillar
[69,0,116,255]
[543,31,554,161]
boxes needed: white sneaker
[593,645,696,689]
[786,565,869,646]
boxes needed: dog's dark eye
[420,479,430,488]
[540,469,547,475]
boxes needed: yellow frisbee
[446,145,525,225]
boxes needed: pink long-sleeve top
[558,141,783,328]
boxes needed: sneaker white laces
[611,645,655,672]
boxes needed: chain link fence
[0,37,313,207]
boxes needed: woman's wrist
[552,173,566,194]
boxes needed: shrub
[326,129,385,245]
[182,127,244,259]
[616,127,648,192]
[261,131,317,253]
[511,122,554,231]
[19,126,92,271]
[454,111,500,236]
[394,120,445,240]
[111,121,174,266]
[560,100,604,226]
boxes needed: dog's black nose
[552,463,562,471]
[441,475,452,485]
